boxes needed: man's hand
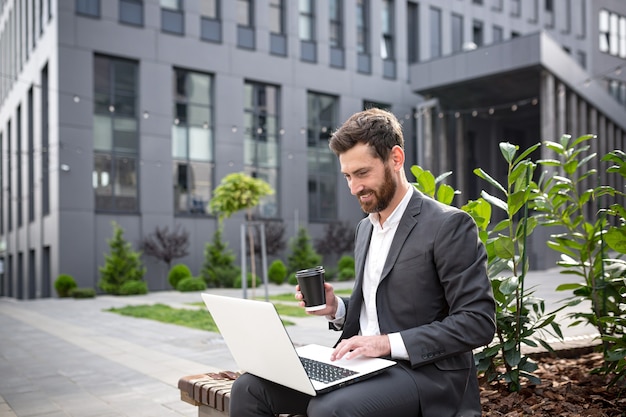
[295,282,338,317]
[330,335,391,361]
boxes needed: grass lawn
[106,302,297,332]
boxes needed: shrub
[54,274,77,298]
[70,288,96,299]
[268,260,288,285]
[234,273,261,288]
[336,256,355,281]
[99,222,147,295]
[201,228,240,288]
[176,277,207,292]
[287,272,298,286]
[168,264,192,289]
[287,227,322,274]
[118,280,148,295]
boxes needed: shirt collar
[368,185,413,230]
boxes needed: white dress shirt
[330,186,413,360]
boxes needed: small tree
[209,172,273,291]
[287,227,322,274]
[314,221,355,259]
[140,224,190,270]
[99,222,147,295]
[201,227,240,288]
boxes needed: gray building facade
[1,0,624,298]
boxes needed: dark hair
[329,108,404,161]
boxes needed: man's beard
[357,164,397,214]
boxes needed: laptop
[201,293,396,396]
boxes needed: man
[229,108,496,417]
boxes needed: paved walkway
[0,269,598,417]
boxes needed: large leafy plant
[533,136,626,385]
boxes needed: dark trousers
[229,365,421,417]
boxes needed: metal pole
[240,223,247,299]
[260,224,269,301]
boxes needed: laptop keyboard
[300,357,358,384]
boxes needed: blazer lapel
[379,189,423,282]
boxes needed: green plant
[54,274,77,298]
[533,136,626,385]
[176,276,207,292]
[234,273,261,288]
[314,222,355,258]
[98,222,147,295]
[468,142,563,392]
[268,259,288,285]
[118,280,148,295]
[286,227,322,274]
[336,255,355,281]
[209,172,274,291]
[201,228,241,288]
[70,287,96,299]
[168,264,192,289]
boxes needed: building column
[540,71,556,162]
[455,115,466,203]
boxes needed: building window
[452,13,464,53]
[6,120,11,232]
[93,55,139,212]
[407,2,419,63]
[161,0,184,35]
[244,82,280,218]
[16,105,22,228]
[300,0,316,62]
[511,0,520,17]
[269,0,286,55]
[545,0,553,12]
[119,0,143,26]
[357,0,370,73]
[76,0,99,17]
[307,92,337,222]
[41,64,49,216]
[200,0,221,43]
[172,68,214,215]
[330,0,343,48]
[492,0,503,11]
[599,9,626,58]
[493,25,503,43]
[429,7,442,59]
[329,0,344,68]
[269,0,284,34]
[473,20,484,47]
[381,0,394,59]
[28,87,34,223]
[237,0,255,49]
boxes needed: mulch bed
[480,349,626,416]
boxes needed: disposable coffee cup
[296,266,326,312]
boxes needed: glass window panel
[299,16,312,40]
[319,175,337,219]
[175,103,187,124]
[188,73,210,105]
[244,138,256,165]
[113,118,137,152]
[610,13,619,55]
[188,161,212,213]
[76,0,99,16]
[94,153,113,210]
[199,0,218,18]
[188,104,211,126]
[94,115,112,150]
[620,17,626,58]
[264,115,278,136]
[114,156,137,211]
[189,127,211,160]
[269,0,283,33]
[120,0,143,25]
[300,0,312,13]
[243,112,254,139]
[172,125,188,158]
[115,94,136,117]
[430,7,441,58]
[237,0,251,26]
[161,0,180,10]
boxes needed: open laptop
[201,293,396,396]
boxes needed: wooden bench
[178,371,305,417]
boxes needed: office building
[1,0,624,298]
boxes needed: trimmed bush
[234,273,261,289]
[70,288,96,299]
[268,260,288,285]
[286,227,322,274]
[337,256,355,281]
[176,276,207,292]
[118,280,148,295]
[54,274,77,298]
[168,264,192,289]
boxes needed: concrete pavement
[0,268,598,417]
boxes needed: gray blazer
[338,188,496,417]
